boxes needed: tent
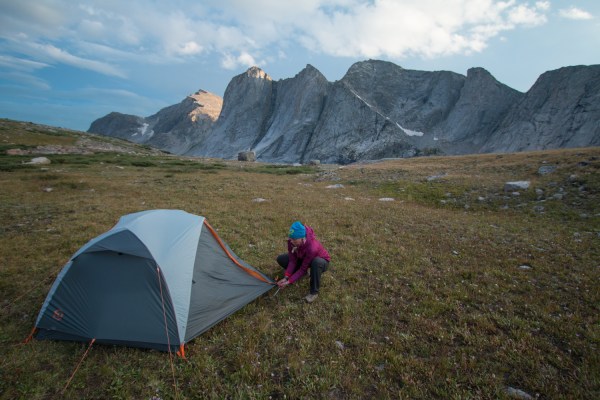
[32,210,274,354]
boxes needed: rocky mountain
[480,65,600,152]
[88,60,600,163]
[88,90,222,154]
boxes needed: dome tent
[32,210,274,354]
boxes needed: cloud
[0,55,49,71]
[0,71,51,91]
[559,7,594,21]
[0,0,553,74]
[293,0,551,59]
[221,51,258,70]
[29,43,127,78]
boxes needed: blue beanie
[289,221,306,239]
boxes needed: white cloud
[0,55,49,71]
[559,7,594,21]
[0,0,554,75]
[179,41,203,55]
[508,4,548,26]
[30,43,127,78]
[535,1,550,12]
[0,71,51,91]
[221,51,257,70]
[293,0,551,59]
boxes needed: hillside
[1,120,599,399]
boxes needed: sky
[0,0,599,132]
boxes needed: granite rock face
[480,65,600,152]
[89,60,600,163]
[88,90,222,154]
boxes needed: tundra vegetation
[1,119,598,399]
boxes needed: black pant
[277,254,329,294]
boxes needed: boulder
[6,148,28,155]
[238,151,256,162]
[28,157,51,165]
[504,181,530,191]
[538,165,557,175]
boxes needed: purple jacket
[285,225,330,284]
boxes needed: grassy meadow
[1,119,599,399]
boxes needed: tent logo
[52,309,64,321]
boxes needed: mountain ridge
[88,60,600,164]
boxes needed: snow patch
[349,87,424,137]
[396,122,424,137]
[133,123,154,138]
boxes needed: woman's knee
[276,254,289,268]
[311,257,328,272]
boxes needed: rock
[43,187,53,192]
[481,65,600,154]
[89,90,221,154]
[504,181,530,191]
[91,62,600,164]
[238,151,256,162]
[6,148,28,155]
[519,264,532,270]
[427,173,447,182]
[335,341,345,350]
[344,197,355,201]
[533,205,545,213]
[28,157,51,165]
[567,174,579,183]
[252,198,267,203]
[326,184,344,189]
[538,165,557,175]
[378,198,394,202]
[552,193,565,200]
[309,160,320,165]
[504,386,533,399]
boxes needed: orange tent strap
[203,220,273,285]
[176,344,186,359]
[61,338,95,395]
[23,326,38,344]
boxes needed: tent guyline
[28,210,275,353]
[156,265,181,399]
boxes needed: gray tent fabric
[34,210,274,352]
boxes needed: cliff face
[252,65,330,163]
[480,65,600,152]
[88,112,146,143]
[88,90,222,154]
[89,60,600,163]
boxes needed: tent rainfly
[31,210,274,355]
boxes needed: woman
[276,221,331,303]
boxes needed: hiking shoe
[304,293,318,303]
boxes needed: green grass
[250,164,318,175]
[1,122,599,399]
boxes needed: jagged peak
[188,90,223,122]
[295,64,326,79]
[246,66,272,81]
[347,59,404,73]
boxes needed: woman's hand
[277,278,290,288]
